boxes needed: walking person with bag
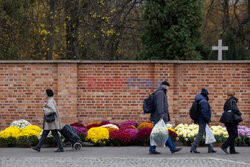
[32,89,64,152]
[190,88,216,153]
[220,89,242,154]
[148,81,182,154]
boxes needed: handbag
[220,99,243,124]
[45,113,56,122]
[230,99,243,123]
[233,113,243,123]
[219,110,233,123]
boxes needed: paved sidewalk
[0,146,249,167]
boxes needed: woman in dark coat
[221,89,242,154]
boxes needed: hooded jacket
[195,94,211,124]
[150,85,170,123]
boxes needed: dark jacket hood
[195,94,206,101]
[157,84,167,94]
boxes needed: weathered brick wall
[0,61,249,130]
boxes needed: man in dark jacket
[149,81,182,154]
[190,88,216,153]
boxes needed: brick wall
[0,61,249,130]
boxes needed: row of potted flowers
[0,120,42,147]
[70,121,178,146]
[175,124,250,146]
[0,119,249,147]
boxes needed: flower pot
[0,144,8,148]
[183,142,191,146]
[24,145,31,148]
[49,144,57,147]
[199,143,206,147]
[8,144,16,147]
[215,143,223,147]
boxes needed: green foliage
[222,31,249,60]
[7,136,17,145]
[141,0,204,60]
[78,134,86,142]
[16,135,38,146]
[0,137,8,145]
[17,136,29,146]
[195,42,211,60]
[28,135,39,146]
[45,136,56,145]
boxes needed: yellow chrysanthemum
[0,127,21,139]
[137,122,153,130]
[86,127,109,144]
[105,127,117,132]
[87,121,101,126]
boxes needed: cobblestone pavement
[0,146,249,167]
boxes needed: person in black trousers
[221,89,242,154]
[32,89,64,152]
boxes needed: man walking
[190,88,216,153]
[149,81,182,154]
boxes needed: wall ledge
[0,60,249,64]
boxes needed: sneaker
[54,149,64,152]
[190,150,200,154]
[31,146,40,152]
[149,151,161,154]
[220,147,229,154]
[230,152,239,154]
[171,148,182,154]
[208,150,216,153]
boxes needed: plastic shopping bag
[150,119,169,147]
[205,124,216,144]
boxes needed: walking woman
[221,89,242,154]
[190,88,216,153]
[32,89,64,152]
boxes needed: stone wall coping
[0,60,249,64]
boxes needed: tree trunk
[65,0,80,59]
[46,0,56,60]
[222,0,231,33]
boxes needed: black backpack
[143,93,155,114]
[189,100,200,122]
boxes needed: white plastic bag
[205,124,216,144]
[150,119,169,147]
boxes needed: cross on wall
[212,39,228,61]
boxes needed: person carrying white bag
[190,88,216,154]
[149,81,182,154]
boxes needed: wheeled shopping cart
[60,125,83,151]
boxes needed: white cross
[212,39,228,60]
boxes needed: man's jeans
[149,122,176,152]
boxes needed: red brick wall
[0,61,249,130]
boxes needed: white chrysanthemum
[101,124,119,129]
[166,124,173,129]
[10,119,32,129]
